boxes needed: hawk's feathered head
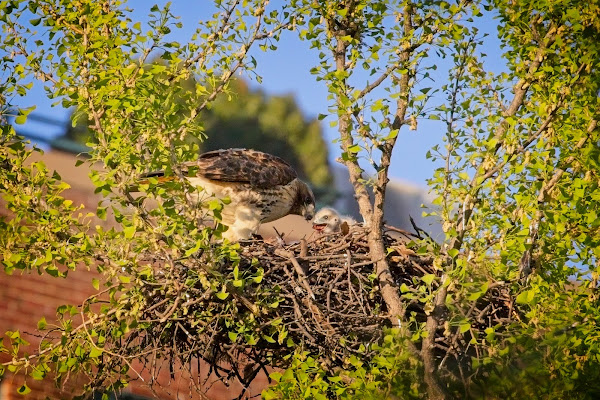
[290,180,315,221]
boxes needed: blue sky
[14,1,504,188]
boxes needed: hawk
[140,148,315,242]
[312,207,356,234]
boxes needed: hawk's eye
[323,216,329,220]
[305,197,313,204]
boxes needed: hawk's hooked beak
[303,204,315,221]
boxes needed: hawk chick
[312,207,356,234]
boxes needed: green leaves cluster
[424,0,600,396]
[0,138,90,276]
[263,329,424,400]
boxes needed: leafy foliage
[1,0,305,397]
[263,330,424,400]
[2,0,600,399]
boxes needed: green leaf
[37,317,47,330]
[245,334,258,345]
[123,225,136,239]
[262,335,276,343]
[269,371,283,382]
[208,199,222,210]
[516,290,534,305]
[17,384,31,395]
[31,368,46,380]
[386,129,399,140]
[253,271,264,283]
[89,346,103,358]
[96,206,107,220]
[348,145,361,153]
[422,274,436,286]
[262,390,277,400]
[92,278,100,290]
[459,322,471,333]
[185,239,203,257]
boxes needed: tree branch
[519,118,597,279]
[450,24,560,251]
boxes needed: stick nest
[96,226,514,398]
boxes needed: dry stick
[387,222,421,239]
[410,260,432,276]
[159,282,183,322]
[409,215,432,241]
[302,297,337,336]
[274,248,316,300]
[327,270,349,327]
[322,237,356,253]
[345,250,362,309]
[300,238,308,258]
[304,253,371,261]
[290,296,317,343]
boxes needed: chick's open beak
[313,223,326,232]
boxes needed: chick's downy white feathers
[312,207,356,234]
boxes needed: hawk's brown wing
[191,148,298,189]
[141,149,298,189]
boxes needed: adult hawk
[141,148,315,242]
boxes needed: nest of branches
[82,226,515,398]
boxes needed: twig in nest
[300,238,308,258]
[271,226,286,247]
[409,215,432,240]
[274,248,316,300]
